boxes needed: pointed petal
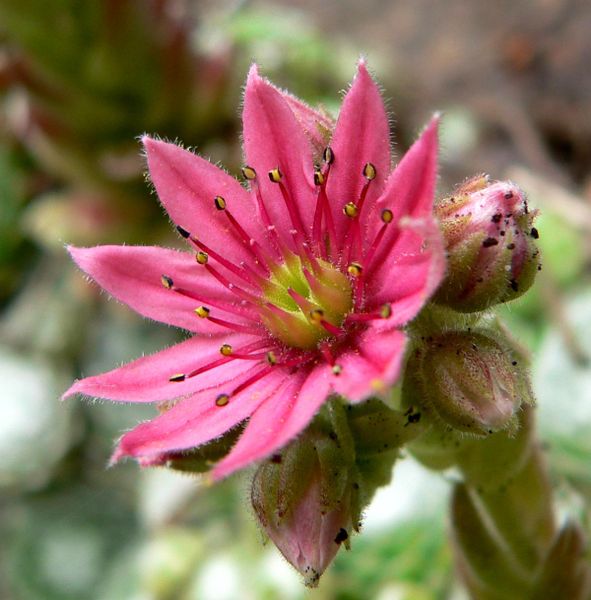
[333,327,406,402]
[113,365,289,461]
[68,245,250,333]
[368,216,446,316]
[143,137,260,261]
[242,65,316,247]
[326,61,391,246]
[63,332,261,403]
[280,91,335,158]
[212,366,331,479]
[367,117,445,309]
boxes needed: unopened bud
[403,331,532,437]
[435,176,541,312]
[251,426,354,587]
[251,399,406,586]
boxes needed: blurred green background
[1,1,590,598]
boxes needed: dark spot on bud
[500,230,506,236]
[492,213,503,223]
[483,237,499,247]
[407,412,421,424]
[504,191,514,200]
[512,361,518,366]
[334,528,349,544]
[353,482,360,490]
[530,227,539,239]
[507,243,516,250]
[176,225,190,238]
[537,264,542,271]
[510,279,519,292]
[270,453,282,464]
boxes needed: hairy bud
[403,330,533,437]
[251,399,418,586]
[434,176,541,312]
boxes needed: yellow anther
[214,195,226,210]
[268,168,283,183]
[343,202,359,218]
[220,344,233,356]
[161,275,174,289]
[195,306,210,318]
[308,308,325,324]
[241,165,257,181]
[332,364,342,375]
[380,303,392,319]
[196,251,208,265]
[169,373,186,382]
[215,393,230,407]
[363,162,377,180]
[314,170,325,186]
[323,146,334,165]
[347,262,363,277]
[266,351,277,365]
[381,208,393,223]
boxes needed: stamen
[363,162,377,180]
[169,373,186,382]
[323,146,335,165]
[314,170,325,186]
[196,251,208,265]
[230,365,274,397]
[364,211,394,269]
[266,351,277,365]
[319,319,343,336]
[216,393,230,407]
[343,202,359,218]
[319,342,335,365]
[161,275,174,289]
[268,168,283,183]
[205,314,261,334]
[214,195,227,210]
[381,208,393,223]
[308,308,324,324]
[332,365,342,375]
[220,344,233,356]
[195,306,210,318]
[203,263,261,305]
[241,165,257,181]
[176,225,191,239]
[347,262,363,277]
[346,303,392,323]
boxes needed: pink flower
[64,61,445,480]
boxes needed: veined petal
[326,60,391,246]
[333,327,406,402]
[212,366,331,479]
[112,365,290,461]
[68,245,252,333]
[243,65,316,248]
[143,137,260,266]
[63,333,262,403]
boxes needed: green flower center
[261,253,353,349]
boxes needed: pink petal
[333,326,406,402]
[143,137,260,266]
[63,332,262,403]
[212,365,332,479]
[368,216,446,317]
[242,65,316,248]
[280,90,335,157]
[367,117,444,308]
[68,245,252,333]
[326,61,391,246]
[113,365,290,461]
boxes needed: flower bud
[251,399,408,586]
[251,425,354,587]
[403,330,532,437]
[434,176,541,312]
